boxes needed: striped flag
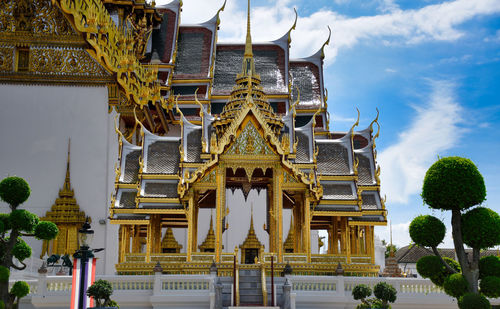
[70,257,96,309]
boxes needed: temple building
[0,0,387,277]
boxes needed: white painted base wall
[0,84,118,275]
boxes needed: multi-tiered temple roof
[0,0,386,276]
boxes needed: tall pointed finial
[250,202,255,231]
[245,0,252,57]
[64,138,71,190]
[241,0,256,77]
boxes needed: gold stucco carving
[226,121,274,156]
[30,47,108,76]
[54,0,166,109]
[0,47,13,71]
[1,0,75,35]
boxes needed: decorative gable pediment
[225,118,275,156]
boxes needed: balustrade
[22,273,471,309]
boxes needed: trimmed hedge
[458,293,490,309]
[409,215,445,247]
[462,207,500,250]
[0,177,30,207]
[422,157,485,211]
[443,273,468,298]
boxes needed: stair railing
[271,254,275,306]
[260,257,267,306]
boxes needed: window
[16,48,29,72]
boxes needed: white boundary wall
[16,274,500,309]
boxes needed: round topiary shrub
[12,239,31,261]
[373,282,397,304]
[462,207,500,250]
[409,215,446,247]
[10,281,30,298]
[352,284,372,300]
[427,257,463,287]
[34,221,59,240]
[417,255,443,278]
[0,177,30,207]
[458,292,491,309]
[422,157,486,211]
[0,266,9,282]
[87,279,113,307]
[443,273,468,298]
[443,257,462,273]
[479,276,500,298]
[9,210,39,233]
[479,255,500,279]
[0,214,11,231]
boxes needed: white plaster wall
[197,208,213,251]
[0,84,118,275]
[223,189,268,262]
[172,228,187,253]
[310,230,319,254]
[194,190,309,260]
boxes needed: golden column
[267,183,274,253]
[293,201,301,253]
[273,167,284,262]
[186,191,195,261]
[151,215,162,253]
[146,222,152,262]
[303,194,311,262]
[215,166,225,262]
[346,220,351,263]
[332,217,339,254]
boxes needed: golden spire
[43,139,85,220]
[241,0,256,77]
[63,138,71,193]
[199,214,216,251]
[283,215,295,252]
[250,203,255,232]
[41,139,86,257]
[240,204,263,250]
[244,0,252,58]
[161,227,183,252]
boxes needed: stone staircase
[220,271,287,308]
[239,269,263,306]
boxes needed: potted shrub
[86,279,119,308]
[352,282,397,309]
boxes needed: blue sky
[160,0,500,247]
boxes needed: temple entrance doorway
[244,248,259,264]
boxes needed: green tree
[0,177,59,309]
[409,157,500,304]
[380,240,398,258]
[87,279,117,307]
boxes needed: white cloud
[158,0,500,65]
[378,80,464,204]
[484,29,500,42]
[375,220,455,248]
[330,113,357,123]
[385,68,397,73]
